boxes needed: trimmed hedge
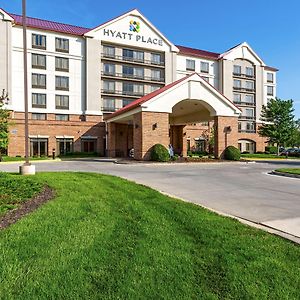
[265,146,277,154]
[150,144,170,162]
[224,146,241,161]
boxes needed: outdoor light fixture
[135,124,139,129]
[152,123,158,130]
[0,89,9,103]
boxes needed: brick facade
[8,112,106,157]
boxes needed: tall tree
[288,119,300,147]
[0,89,10,162]
[258,97,295,155]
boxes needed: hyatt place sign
[103,29,164,46]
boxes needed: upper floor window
[246,67,254,77]
[103,63,115,76]
[55,114,69,121]
[122,99,133,108]
[202,76,209,82]
[123,49,144,62]
[267,72,274,83]
[123,82,144,96]
[150,85,160,92]
[233,93,241,103]
[233,65,241,75]
[103,81,115,93]
[102,98,116,112]
[32,113,46,120]
[32,73,46,89]
[122,65,144,79]
[245,94,254,103]
[186,59,195,71]
[151,53,163,65]
[55,38,69,53]
[32,54,46,69]
[267,86,274,96]
[245,108,254,117]
[200,62,209,73]
[32,34,46,49]
[55,95,69,109]
[233,79,241,89]
[55,57,69,72]
[151,69,163,81]
[55,76,69,91]
[103,45,115,58]
[245,80,254,90]
[32,93,46,108]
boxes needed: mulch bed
[0,186,55,230]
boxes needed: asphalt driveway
[1,159,300,242]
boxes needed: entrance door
[82,139,97,153]
[30,138,48,157]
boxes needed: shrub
[265,146,277,154]
[224,146,241,161]
[150,144,170,162]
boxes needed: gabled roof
[176,45,220,60]
[105,73,241,121]
[9,13,90,36]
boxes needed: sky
[1,0,300,118]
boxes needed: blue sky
[1,0,300,118]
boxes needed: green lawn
[241,153,300,159]
[0,172,299,299]
[0,173,43,216]
[275,168,300,175]
[1,156,52,162]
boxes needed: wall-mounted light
[135,124,139,129]
[152,123,158,130]
[224,126,232,133]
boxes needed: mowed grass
[275,168,300,175]
[0,173,43,216]
[0,172,299,299]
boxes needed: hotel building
[0,8,277,159]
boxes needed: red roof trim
[176,45,220,60]
[104,73,196,120]
[264,66,279,72]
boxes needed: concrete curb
[0,159,61,165]
[270,171,300,179]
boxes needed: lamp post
[19,0,35,175]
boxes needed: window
[55,114,69,121]
[32,113,46,120]
[151,53,163,65]
[233,93,241,103]
[245,81,254,90]
[32,73,46,89]
[267,72,274,83]
[103,81,115,93]
[81,138,97,153]
[32,54,46,69]
[56,138,73,155]
[55,76,69,91]
[122,99,133,107]
[55,95,69,109]
[32,93,46,108]
[200,62,209,73]
[123,82,144,96]
[32,34,46,49]
[122,66,144,79]
[150,85,160,92]
[55,38,69,53]
[246,122,255,132]
[233,65,241,75]
[233,79,241,89]
[103,45,115,58]
[123,49,144,62]
[186,59,195,71]
[102,98,115,112]
[267,86,274,96]
[103,63,115,76]
[245,94,254,104]
[55,57,69,72]
[238,122,242,132]
[30,138,48,157]
[245,108,254,118]
[246,67,254,77]
[151,69,163,81]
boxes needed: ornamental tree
[258,97,295,155]
[0,90,10,162]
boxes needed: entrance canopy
[105,73,241,124]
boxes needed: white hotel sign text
[103,29,164,46]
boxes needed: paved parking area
[1,159,300,242]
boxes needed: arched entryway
[105,73,241,160]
